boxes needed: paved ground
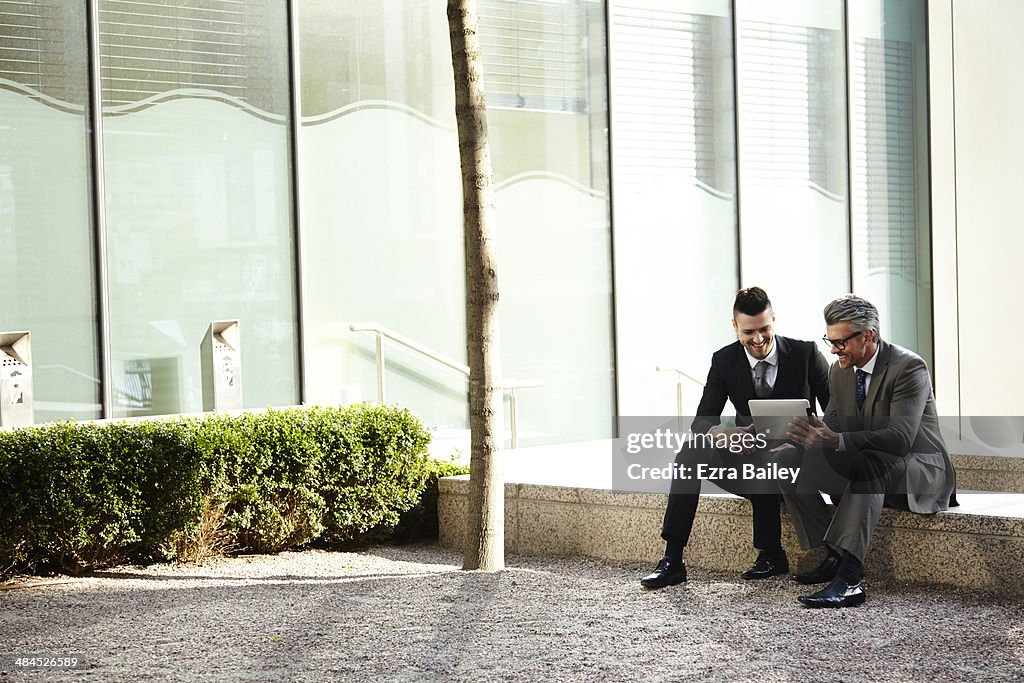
[1,544,1022,682]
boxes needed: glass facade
[100,0,298,417]
[0,0,933,441]
[298,0,466,428]
[848,0,932,365]
[0,1,99,421]
[298,0,614,445]
[483,0,615,444]
[610,0,738,417]
[736,0,849,339]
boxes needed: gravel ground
[1,544,1022,682]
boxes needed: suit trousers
[661,442,784,550]
[775,445,910,562]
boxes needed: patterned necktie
[855,369,867,410]
[753,361,771,398]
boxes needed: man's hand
[709,423,759,456]
[785,414,840,450]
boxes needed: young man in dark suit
[780,295,956,607]
[641,287,831,588]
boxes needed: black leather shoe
[798,578,866,608]
[792,553,841,585]
[640,558,686,589]
[741,550,790,580]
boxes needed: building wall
[0,0,617,445]
[296,0,616,446]
[612,0,932,420]
[5,0,1016,445]
[929,0,1024,442]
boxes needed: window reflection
[101,0,298,417]
[0,0,100,421]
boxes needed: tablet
[748,398,811,441]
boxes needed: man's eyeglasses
[821,330,862,351]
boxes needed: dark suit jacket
[691,336,830,435]
[822,340,956,513]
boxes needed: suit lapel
[733,342,755,399]
[770,336,791,397]
[836,365,858,418]
[862,340,889,416]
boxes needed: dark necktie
[753,361,771,398]
[855,369,867,410]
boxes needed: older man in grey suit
[778,295,956,608]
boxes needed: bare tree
[447,0,504,571]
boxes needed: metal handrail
[656,366,706,424]
[351,323,469,376]
[349,322,543,448]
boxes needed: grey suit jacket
[822,340,955,514]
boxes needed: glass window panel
[483,0,615,444]
[298,1,452,121]
[100,0,298,417]
[478,0,588,113]
[848,0,932,366]
[298,0,615,446]
[298,0,467,431]
[610,0,738,416]
[0,1,100,421]
[736,0,849,338]
[950,0,1024,420]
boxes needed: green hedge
[0,404,436,574]
[380,457,469,543]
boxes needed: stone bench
[438,475,1024,596]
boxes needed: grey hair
[823,294,880,340]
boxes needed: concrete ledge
[439,476,1024,596]
[951,453,1024,492]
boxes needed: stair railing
[656,366,705,430]
[349,323,543,448]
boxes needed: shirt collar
[858,348,878,375]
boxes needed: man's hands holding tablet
[707,423,760,456]
[785,413,840,450]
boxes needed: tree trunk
[447,0,504,571]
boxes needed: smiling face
[825,320,876,369]
[733,307,775,360]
